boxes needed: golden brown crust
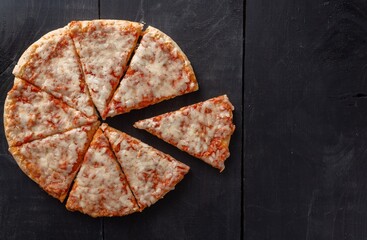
[13,28,67,77]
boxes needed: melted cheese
[5,78,95,147]
[134,95,235,171]
[103,124,189,209]
[12,27,96,118]
[67,129,139,217]
[10,124,98,201]
[68,20,143,115]
[105,26,198,118]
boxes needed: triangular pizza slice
[104,26,199,118]
[66,128,140,217]
[101,123,189,210]
[8,122,100,202]
[12,27,96,119]
[68,20,143,116]
[134,95,235,172]
[4,78,97,147]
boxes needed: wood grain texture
[245,0,367,239]
[101,0,243,240]
[0,1,101,240]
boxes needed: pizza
[4,78,96,147]
[8,122,99,202]
[12,27,97,119]
[103,26,198,118]
[66,128,140,217]
[4,19,235,217]
[101,123,190,209]
[68,20,143,116]
[134,95,235,171]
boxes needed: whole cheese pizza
[134,95,235,171]
[3,19,235,217]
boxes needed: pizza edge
[12,27,67,77]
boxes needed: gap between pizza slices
[134,95,235,172]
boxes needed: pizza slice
[8,122,100,202]
[103,26,199,119]
[101,123,189,210]
[66,128,140,217]
[4,78,97,147]
[12,27,96,119]
[134,95,235,172]
[68,20,143,116]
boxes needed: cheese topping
[12,27,96,118]
[4,78,95,147]
[66,129,139,217]
[9,124,98,201]
[105,26,198,118]
[68,20,143,115]
[102,124,189,209]
[134,95,235,171]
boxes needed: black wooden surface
[245,0,367,239]
[0,1,243,240]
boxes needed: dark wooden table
[0,1,243,240]
[245,0,367,239]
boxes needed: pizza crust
[13,28,67,77]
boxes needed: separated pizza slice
[4,78,97,147]
[12,27,96,119]
[8,122,100,202]
[66,128,140,217]
[104,26,199,119]
[101,123,189,210]
[68,20,143,117]
[134,95,235,172]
